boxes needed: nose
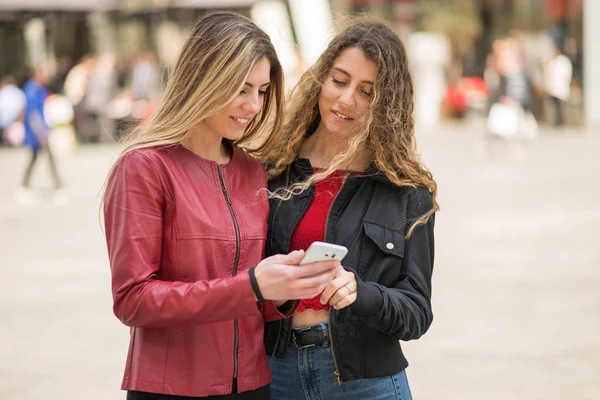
[242,93,262,115]
[338,87,357,107]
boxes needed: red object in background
[545,0,582,19]
[460,76,488,102]
[444,76,489,114]
[444,84,467,112]
[142,100,158,123]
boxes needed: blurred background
[0,1,598,399]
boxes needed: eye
[332,78,346,86]
[361,89,373,98]
[258,90,267,96]
[240,89,247,95]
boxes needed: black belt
[291,325,328,348]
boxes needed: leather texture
[104,144,285,397]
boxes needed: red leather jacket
[104,144,289,397]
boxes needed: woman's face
[201,56,271,141]
[318,47,377,137]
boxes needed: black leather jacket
[264,158,436,382]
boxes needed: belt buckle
[292,331,315,349]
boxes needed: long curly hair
[259,17,438,237]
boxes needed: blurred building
[1,0,599,128]
[329,0,595,127]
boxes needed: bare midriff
[292,309,329,328]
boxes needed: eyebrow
[332,67,374,85]
[245,82,270,88]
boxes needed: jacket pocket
[362,221,405,258]
[359,221,405,289]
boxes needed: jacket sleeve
[104,151,262,329]
[262,300,299,322]
[349,187,435,341]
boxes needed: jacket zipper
[325,179,346,386]
[217,165,241,381]
[270,167,291,356]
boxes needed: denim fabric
[268,323,412,400]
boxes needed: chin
[223,131,245,142]
[325,121,351,137]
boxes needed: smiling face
[317,47,377,138]
[199,56,271,142]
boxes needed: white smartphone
[299,241,348,265]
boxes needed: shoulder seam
[130,150,173,203]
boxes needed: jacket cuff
[262,300,299,322]
[235,270,265,317]
[349,271,383,316]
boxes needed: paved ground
[1,120,599,399]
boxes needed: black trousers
[551,96,565,126]
[22,146,63,189]
[126,382,270,400]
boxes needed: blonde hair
[102,12,284,201]
[260,17,438,237]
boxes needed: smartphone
[299,241,348,265]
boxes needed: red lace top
[289,168,352,313]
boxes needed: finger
[332,292,357,310]
[297,268,339,297]
[265,251,302,265]
[345,280,357,293]
[320,276,346,305]
[328,285,350,306]
[294,260,340,278]
[333,264,346,276]
[320,272,353,304]
[275,250,305,265]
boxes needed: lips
[230,116,253,128]
[332,110,353,121]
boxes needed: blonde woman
[103,12,341,400]
[262,18,438,399]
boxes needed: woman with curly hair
[261,17,438,399]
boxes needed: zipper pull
[334,370,342,387]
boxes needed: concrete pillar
[24,18,47,69]
[287,0,334,67]
[155,20,184,68]
[88,11,118,56]
[584,0,600,128]
[251,1,300,90]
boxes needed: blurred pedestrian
[261,17,437,399]
[543,45,572,126]
[102,12,341,400]
[129,51,162,102]
[487,38,538,140]
[48,55,73,95]
[64,55,96,142]
[80,53,119,141]
[498,38,532,112]
[0,75,26,144]
[19,67,65,203]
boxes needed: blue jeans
[268,323,413,400]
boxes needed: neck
[301,123,369,171]
[182,126,231,164]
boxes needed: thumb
[278,250,305,265]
